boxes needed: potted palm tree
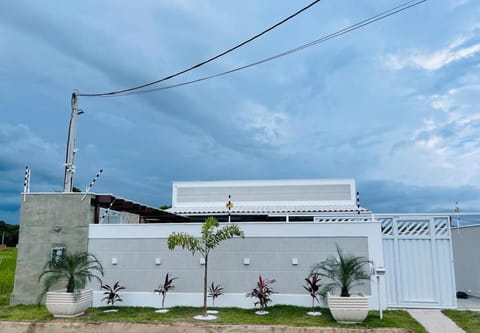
[38,251,104,317]
[311,244,371,323]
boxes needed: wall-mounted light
[200,258,206,265]
[111,258,118,265]
[291,258,299,265]
[155,258,161,265]
[243,258,250,265]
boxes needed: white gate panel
[380,215,457,309]
[383,239,398,305]
[436,239,456,307]
[397,239,436,305]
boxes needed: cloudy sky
[1,0,480,224]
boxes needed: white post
[377,275,383,319]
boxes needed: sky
[1,0,480,225]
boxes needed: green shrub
[0,248,17,305]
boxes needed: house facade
[12,178,458,310]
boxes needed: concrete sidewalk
[407,309,465,333]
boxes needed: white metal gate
[379,215,457,308]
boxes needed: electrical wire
[78,0,323,97]
[104,0,426,97]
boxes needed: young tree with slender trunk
[167,216,244,317]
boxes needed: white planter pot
[45,289,93,318]
[327,293,369,323]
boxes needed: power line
[105,0,426,97]
[79,0,323,97]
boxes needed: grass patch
[0,305,51,321]
[442,310,480,333]
[0,248,17,306]
[0,304,426,332]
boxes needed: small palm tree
[101,281,126,307]
[154,272,177,309]
[168,216,244,317]
[208,282,224,308]
[38,251,104,300]
[246,275,275,312]
[311,244,370,297]
[304,273,321,311]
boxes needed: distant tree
[72,186,82,193]
[0,221,19,247]
[159,205,172,210]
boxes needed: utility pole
[63,89,83,192]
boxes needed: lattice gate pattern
[379,215,456,309]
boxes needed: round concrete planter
[327,293,369,323]
[45,289,93,318]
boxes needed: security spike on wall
[23,165,31,202]
[356,191,360,214]
[81,169,103,200]
[100,199,116,224]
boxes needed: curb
[0,321,410,333]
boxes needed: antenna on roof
[81,169,103,200]
[454,201,460,229]
[226,194,233,223]
[23,165,31,202]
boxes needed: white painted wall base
[93,291,381,310]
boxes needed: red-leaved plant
[101,281,126,307]
[304,273,321,311]
[154,272,177,309]
[246,275,275,311]
[208,282,224,307]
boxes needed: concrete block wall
[88,222,386,309]
[10,193,95,305]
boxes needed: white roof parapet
[168,204,370,215]
[168,179,370,216]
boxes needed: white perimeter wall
[452,225,480,297]
[88,222,386,309]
